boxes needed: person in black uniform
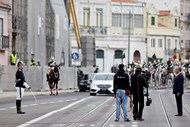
[173,66,184,116]
[131,66,148,121]
[15,61,31,114]
[114,64,130,122]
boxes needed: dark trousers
[175,94,183,115]
[133,95,144,118]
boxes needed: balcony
[70,25,107,36]
[0,36,9,49]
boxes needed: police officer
[114,64,130,122]
[131,66,148,121]
[15,61,31,114]
[10,51,18,65]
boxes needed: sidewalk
[0,89,77,99]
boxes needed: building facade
[71,0,147,72]
[0,0,70,66]
[180,0,190,60]
[146,4,181,62]
[0,1,11,65]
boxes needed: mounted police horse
[47,65,60,96]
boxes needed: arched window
[114,50,123,64]
[96,49,104,71]
[133,50,141,63]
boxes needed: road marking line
[9,106,16,109]
[17,97,91,127]
[0,108,7,111]
[49,102,56,104]
[40,103,47,105]
[57,100,63,103]
[30,104,38,106]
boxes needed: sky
[139,0,180,10]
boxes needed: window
[0,18,3,48]
[175,39,178,49]
[134,15,143,28]
[167,39,171,56]
[123,14,133,29]
[115,50,123,58]
[96,49,104,71]
[114,50,123,65]
[96,9,103,27]
[83,8,90,26]
[158,39,163,48]
[174,18,178,27]
[151,38,156,48]
[112,13,121,27]
[151,16,155,26]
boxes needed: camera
[146,97,152,106]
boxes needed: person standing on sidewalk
[15,61,31,114]
[114,64,130,122]
[173,66,184,116]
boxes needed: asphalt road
[0,89,190,127]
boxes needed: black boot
[16,100,25,114]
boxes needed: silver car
[90,73,114,96]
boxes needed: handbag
[125,89,131,96]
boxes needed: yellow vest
[10,54,17,64]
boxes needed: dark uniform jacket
[113,70,130,94]
[15,69,25,88]
[173,73,184,94]
[131,73,148,96]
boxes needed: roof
[112,0,138,3]
[159,10,171,16]
[0,2,11,10]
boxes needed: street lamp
[128,11,131,66]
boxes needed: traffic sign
[72,52,79,61]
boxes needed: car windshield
[83,74,95,80]
[94,74,113,80]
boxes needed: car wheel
[80,89,85,92]
[90,93,96,96]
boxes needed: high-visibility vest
[10,54,17,64]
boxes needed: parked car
[79,73,95,92]
[90,73,114,96]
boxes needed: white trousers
[16,87,25,100]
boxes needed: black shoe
[115,119,119,122]
[175,114,182,116]
[124,119,130,122]
[138,118,144,121]
[17,111,25,114]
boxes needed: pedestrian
[15,61,31,114]
[30,58,36,66]
[10,51,18,65]
[131,66,148,121]
[173,66,184,116]
[113,64,130,122]
[94,67,99,73]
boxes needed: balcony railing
[1,36,9,48]
[70,25,107,36]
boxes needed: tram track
[67,97,115,127]
[160,93,190,127]
[159,93,173,127]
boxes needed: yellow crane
[69,0,81,48]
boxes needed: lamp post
[128,11,131,66]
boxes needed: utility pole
[128,11,131,66]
